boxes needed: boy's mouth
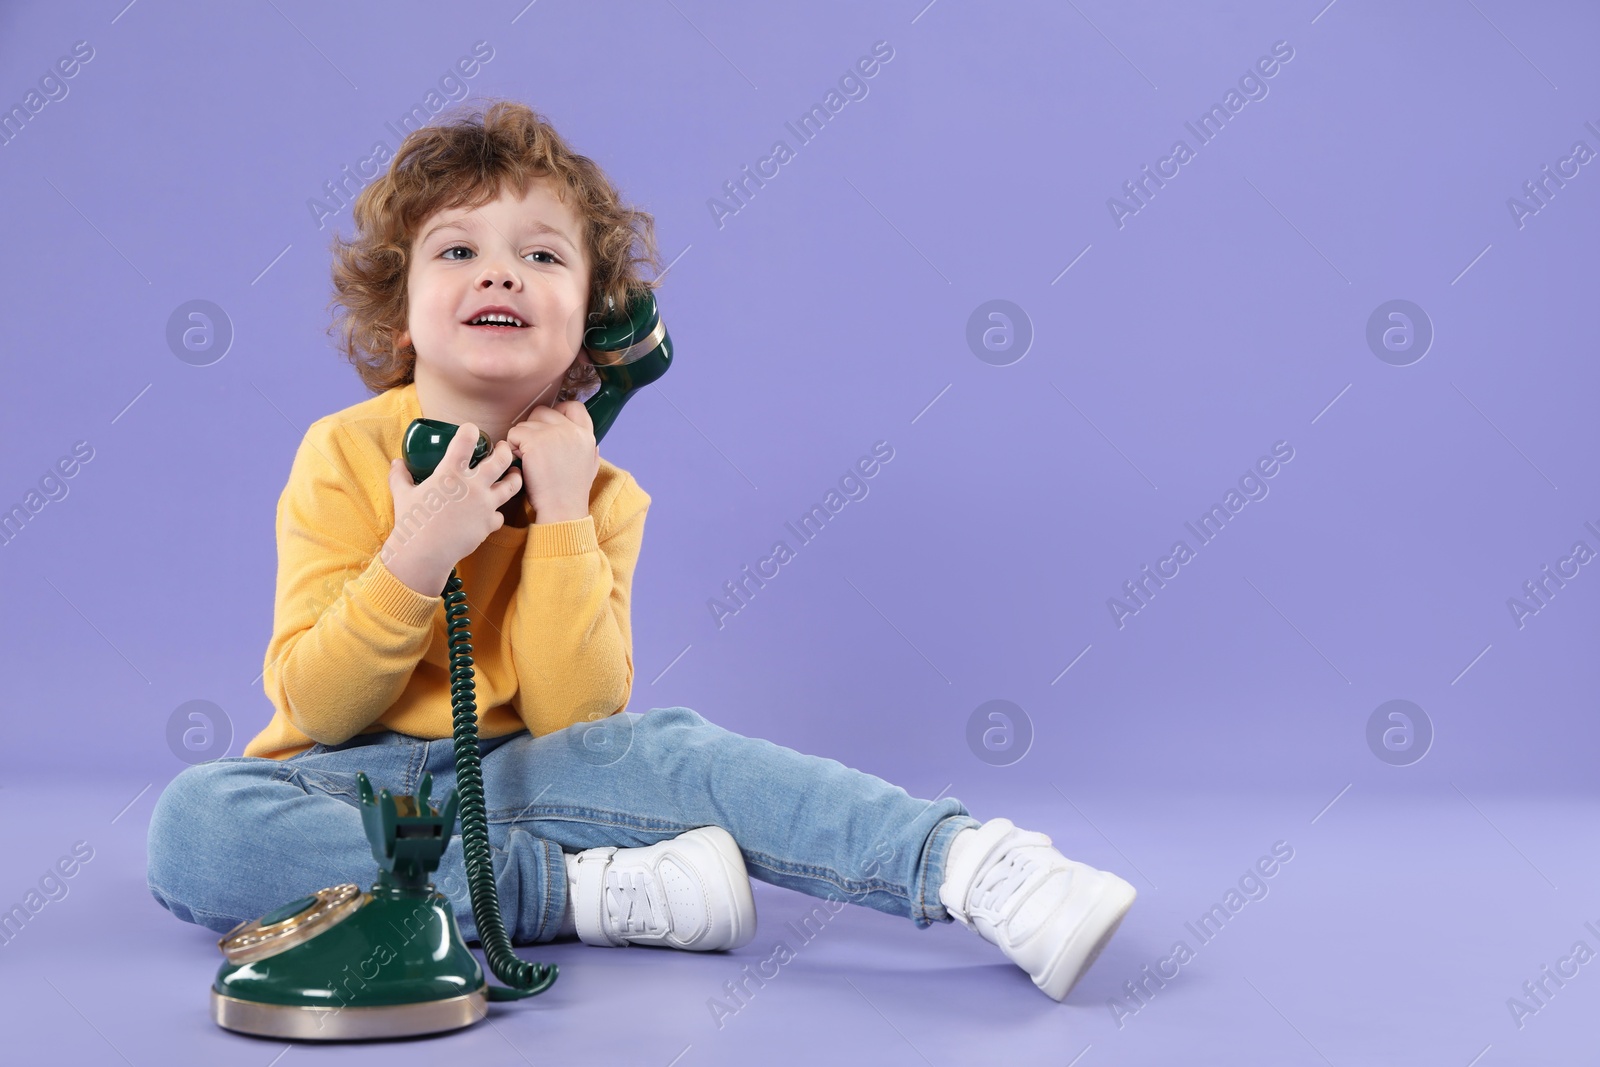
[464,314,528,329]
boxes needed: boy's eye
[440,245,560,265]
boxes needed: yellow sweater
[242,382,650,761]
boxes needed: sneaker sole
[1035,874,1136,1002]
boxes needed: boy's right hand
[380,422,523,596]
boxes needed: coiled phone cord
[443,566,559,1000]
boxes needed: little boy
[146,99,1135,1001]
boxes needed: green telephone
[211,290,672,1041]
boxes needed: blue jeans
[147,706,980,944]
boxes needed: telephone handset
[211,290,671,1041]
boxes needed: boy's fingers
[557,400,592,429]
[434,422,478,476]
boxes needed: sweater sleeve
[501,471,650,737]
[260,421,442,746]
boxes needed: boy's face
[398,174,590,407]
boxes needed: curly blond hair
[326,99,663,399]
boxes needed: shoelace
[971,848,1049,920]
[604,867,669,937]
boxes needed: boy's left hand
[505,401,598,524]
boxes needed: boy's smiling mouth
[463,304,530,329]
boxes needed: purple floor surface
[6,774,1594,1065]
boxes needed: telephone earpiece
[582,286,672,443]
[401,287,671,485]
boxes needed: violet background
[2,1,1596,1064]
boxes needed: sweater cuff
[356,556,442,626]
[525,515,599,558]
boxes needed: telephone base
[210,987,487,1041]
[212,879,492,1040]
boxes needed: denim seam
[742,849,912,906]
[484,804,689,828]
[538,836,563,940]
[917,814,981,923]
[406,740,424,796]
[491,803,918,893]
[492,805,915,909]
[916,818,946,923]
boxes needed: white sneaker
[939,817,1135,1001]
[569,826,757,951]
